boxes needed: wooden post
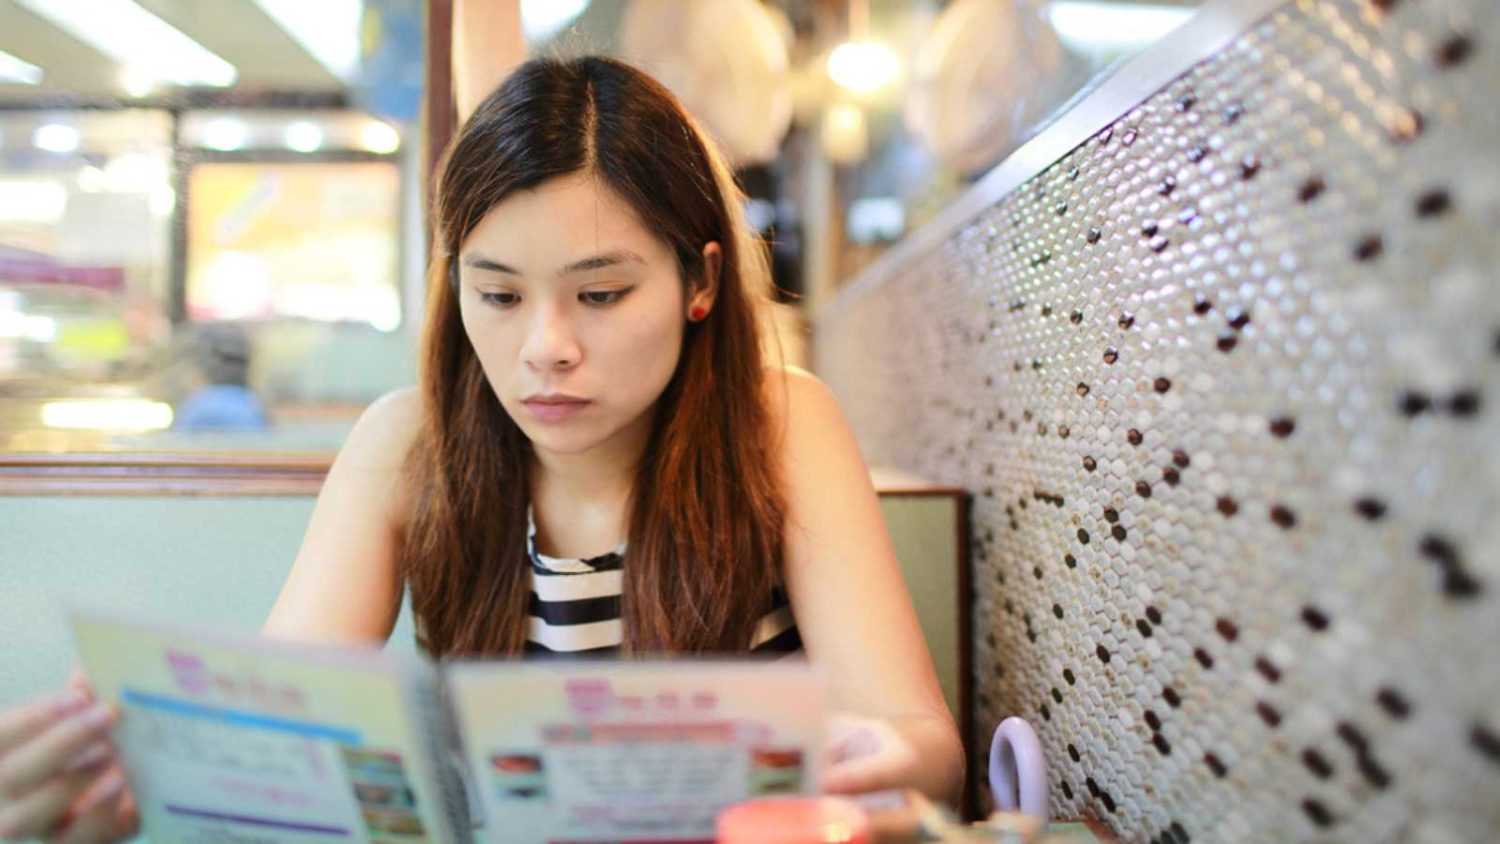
[423,0,456,240]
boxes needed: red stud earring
[689,305,708,321]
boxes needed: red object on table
[717,797,871,844]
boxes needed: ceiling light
[252,0,362,81]
[33,124,80,154]
[0,49,43,85]
[359,120,400,154]
[15,0,236,88]
[285,121,324,153]
[119,65,162,98]
[1046,2,1195,53]
[521,0,589,43]
[827,41,901,95]
[202,118,249,151]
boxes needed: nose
[520,301,582,372]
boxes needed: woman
[0,56,962,842]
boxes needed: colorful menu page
[446,661,826,844]
[71,610,464,844]
[70,610,829,844]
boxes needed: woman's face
[456,172,701,459]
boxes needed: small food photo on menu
[748,747,806,796]
[489,751,551,801]
[339,746,429,840]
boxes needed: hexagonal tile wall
[816,1,1499,840]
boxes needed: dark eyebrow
[460,255,519,274]
[560,250,647,274]
[459,250,647,277]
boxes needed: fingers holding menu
[45,763,138,844]
[0,690,121,842]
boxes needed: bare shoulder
[760,364,843,434]
[350,386,423,456]
[262,386,422,643]
[759,365,870,501]
[331,386,424,522]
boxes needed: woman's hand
[820,713,922,796]
[0,671,138,844]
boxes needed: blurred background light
[41,399,174,432]
[32,124,80,154]
[1046,1,1195,52]
[15,0,236,89]
[0,48,43,85]
[76,166,108,193]
[359,119,401,154]
[0,179,67,223]
[284,121,324,153]
[119,65,161,98]
[0,311,58,343]
[521,0,590,43]
[821,103,869,164]
[151,186,176,218]
[252,0,363,81]
[744,198,776,234]
[847,197,905,244]
[202,118,250,152]
[828,41,902,96]
[102,153,169,194]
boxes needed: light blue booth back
[3,496,420,712]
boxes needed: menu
[70,609,827,844]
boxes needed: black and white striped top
[413,511,804,658]
[522,511,803,658]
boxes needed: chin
[519,424,609,456]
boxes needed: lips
[521,396,591,422]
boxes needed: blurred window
[185,159,402,330]
[0,0,425,454]
[803,0,1208,282]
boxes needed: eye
[479,291,520,307]
[580,288,631,306]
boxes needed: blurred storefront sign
[0,246,124,293]
[354,0,424,124]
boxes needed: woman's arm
[769,367,966,805]
[261,387,422,645]
[452,0,525,124]
[0,390,421,844]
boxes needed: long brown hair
[402,56,786,657]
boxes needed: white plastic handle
[988,716,1049,822]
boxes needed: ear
[687,241,722,319]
